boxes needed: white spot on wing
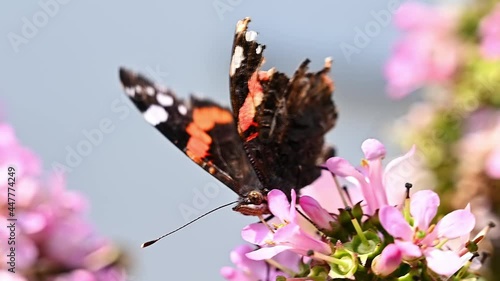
[245,30,257,42]
[143,105,168,126]
[256,45,262,54]
[135,85,143,93]
[230,46,245,77]
[145,86,155,96]
[124,87,135,97]
[157,93,174,107]
[177,104,187,115]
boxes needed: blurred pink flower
[480,3,500,59]
[458,108,500,179]
[385,2,460,98]
[0,120,126,280]
[379,190,475,276]
[221,244,301,281]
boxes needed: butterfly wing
[119,68,261,194]
[229,18,338,194]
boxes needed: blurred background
[3,0,499,280]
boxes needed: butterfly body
[119,17,337,216]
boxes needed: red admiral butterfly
[119,17,337,218]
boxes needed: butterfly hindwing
[119,68,261,194]
[229,18,338,193]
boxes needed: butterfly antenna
[141,200,238,248]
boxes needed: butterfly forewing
[119,68,260,195]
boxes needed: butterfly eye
[247,191,263,205]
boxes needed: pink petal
[436,209,475,239]
[394,2,434,30]
[372,244,402,276]
[0,271,28,281]
[379,206,413,241]
[0,124,16,147]
[326,157,359,177]
[274,224,332,256]
[18,211,47,234]
[394,240,422,259]
[227,244,268,280]
[327,157,377,214]
[246,245,292,260]
[273,250,301,273]
[299,196,333,230]
[268,190,292,221]
[486,147,500,179]
[410,190,439,230]
[424,249,463,276]
[220,267,254,281]
[300,171,345,213]
[230,244,254,266]
[383,145,417,206]
[241,223,272,245]
[361,139,386,160]
[364,152,388,210]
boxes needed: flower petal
[241,223,272,245]
[383,145,417,206]
[327,157,377,214]
[361,139,386,160]
[372,244,402,277]
[379,206,413,241]
[245,245,293,260]
[300,171,345,213]
[394,240,422,259]
[436,209,475,239]
[424,249,463,276]
[486,146,500,179]
[268,189,292,221]
[274,224,332,256]
[326,157,360,178]
[299,196,333,230]
[410,190,439,230]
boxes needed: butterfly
[119,17,337,217]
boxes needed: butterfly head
[233,190,269,216]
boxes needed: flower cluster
[222,140,489,280]
[0,121,128,280]
[385,1,500,277]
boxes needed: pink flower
[0,121,127,280]
[371,244,402,277]
[480,3,500,59]
[379,190,476,276]
[457,108,500,179]
[241,190,331,260]
[221,244,301,281]
[326,139,417,215]
[385,2,460,98]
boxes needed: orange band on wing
[192,107,233,130]
[238,71,268,134]
[185,106,233,159]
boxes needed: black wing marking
[119,67,261,195]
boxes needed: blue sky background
[1,1,422,280]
